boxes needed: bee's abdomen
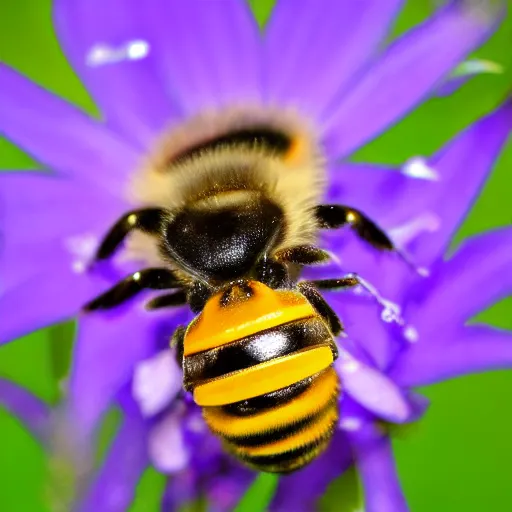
[183,316,340,473]
[205,367,339,473]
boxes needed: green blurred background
[0,0,511,510]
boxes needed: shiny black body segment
[182,317,336,389]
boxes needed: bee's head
[162,192,284,282]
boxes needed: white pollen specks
[403,325,420,343]
[86,39,150,67]
[65,234,99,274]
[401,157,439,181]
[340,417,362,432]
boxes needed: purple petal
[407,100,512,265]
[68,300,187,436]
[391,325,512,387]
[148,407,189,473]
[406,227,512,339]
[132,350,182,417]
[264,0,402,119]
[327,292,400,370]
[143,0,262,116]
[325,163,425,229]
[0,379,49,441]
[206,463,254,512]
[270,430,352,512]
[0,171,125,247]
[78,402,149,512]
[162,412,253,512]
[0,65,139,191]
[54,0,180,148]
[0,171,129,344]
[0,263,108,345]
[322,1,501,159]
[336,352,412,423]
[318,164,429,303]
[349,423,408,512]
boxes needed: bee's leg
[306,275,360,291]
[146,290,188,310]
[171,326,186,367]
[188,281,212,314]
[255,259,288,288]
[273,245,330,265]
[315,205,394,251]
[315,205,423,274]
[84,267,180,311]
[297,282,342,337]
[95,208,166,260]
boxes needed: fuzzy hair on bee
[127,107,327,271]
[86,105,404,473]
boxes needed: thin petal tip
[456,0,507,22]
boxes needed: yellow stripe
[184,281,317,356]
[253,435,332,473]
[228,402,338,458]
[203,368,339,437]
[193,346,334,406]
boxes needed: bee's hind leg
[297,281,342,337]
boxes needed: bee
[85,108,399,473]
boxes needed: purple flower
[0,0,510,511]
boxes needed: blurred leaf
[49,320,76,396]
[248,0,275,28]
[130,466,167,512]
[234,473,279,512]
[319,467,363,512]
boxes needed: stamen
[345,273,405,326]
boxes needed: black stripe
[183,317,333,388]
[224,397,338,448]
[237,424,335,469]
[221,376,313,417]
[173,127,292,164]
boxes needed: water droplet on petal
[402,157,439,181]
[403,325,419,343]
[126,40,150,60]
[86,39,150,67]
[417,266,430,278]
[340,417,362,432]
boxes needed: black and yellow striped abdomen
[182,281,340,473]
